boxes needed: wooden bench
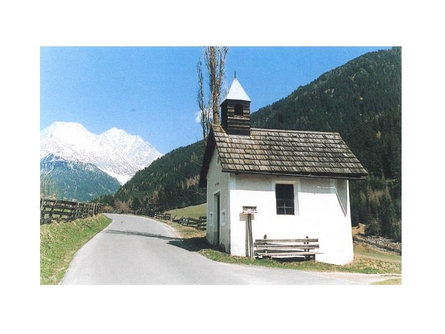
[254,236,322,260]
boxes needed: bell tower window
[234,104,243,116]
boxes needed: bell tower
[220,76,251,136]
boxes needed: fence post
[40,198,106,224]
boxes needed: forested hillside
[251,47,401,241]
[41,154,121,202]
[111,140,206,213]
[103,47,401,241]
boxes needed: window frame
[275,183,295,215]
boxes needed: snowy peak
[41,122,93,145]
[40,122,162,184]
[102,127,127,136]
[40,122,101,161]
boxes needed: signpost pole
[242,206,257,260]
[247,213,253,259]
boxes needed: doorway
[214,192,220,246]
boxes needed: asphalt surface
[62,214,361,285]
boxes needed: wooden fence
[155,213,207,231]
[40,198,104,224]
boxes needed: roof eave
[220,168,368,180]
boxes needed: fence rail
[40,198,104,224]
[155,213,207,231]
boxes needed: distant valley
[40,154,121,202]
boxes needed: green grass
[198,242,401,275]
[40,214,112,285]
[166,203,206,219]
[159,203,401,276]
[372,278,402,285]
[157,218,206,239]
[354,243,401,262]
[158,214,401,275]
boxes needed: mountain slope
[40,122,162,184]
[113,140,205,213]
[105,47,401,240]
[251,47,401,181]
[251,47,401,240]
[40,154,121,202]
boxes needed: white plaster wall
[228,174,353,265]
[205,151,231,252]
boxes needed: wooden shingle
[200,124,368,187]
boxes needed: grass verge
[199,243,400,275]
[40,214,112,285]
[157,218,206,239]
[156,216,400,276]
[166,203,206,219]
[372,278,402,285]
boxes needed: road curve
[62,214,359,285]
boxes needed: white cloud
[194,110,201,123]
[194,108,213,124]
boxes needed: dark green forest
[100,47,401,241]
[110,140,206,214]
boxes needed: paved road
[62,214,360,285]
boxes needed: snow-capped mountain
[40,122,162,184]
[40,154,121,201]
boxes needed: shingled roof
[200,124,368,186]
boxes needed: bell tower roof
[223,77,251,102]
[220,75,251,136]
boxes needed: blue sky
[40,46,390,154]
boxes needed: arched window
[234,104,243,116]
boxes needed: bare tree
[205,46,228,125]
[197,46,229,143]
[197,58,211,144]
